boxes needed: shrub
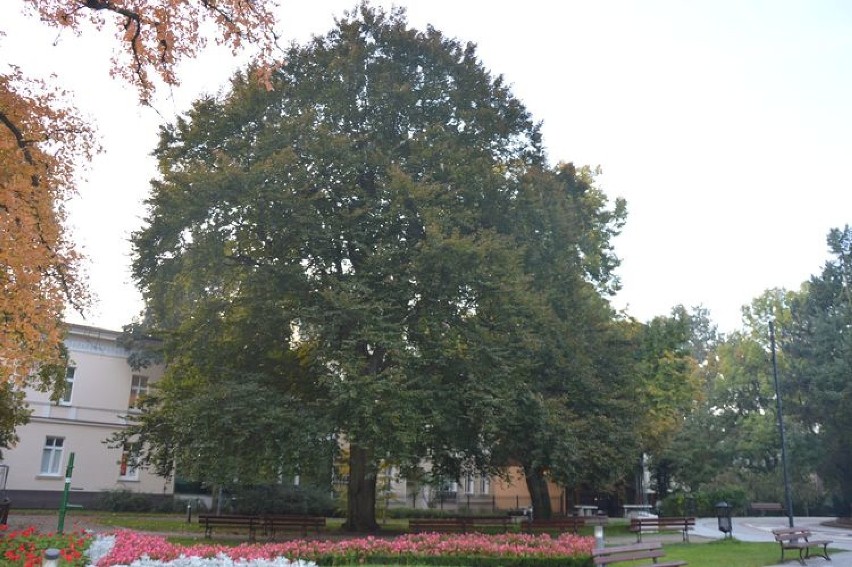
[230,484,336,516]
[95,489,155,512]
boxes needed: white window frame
[40,436,64,476]
[465,475,475,494]
[59,366,75,405]
[129,375,149,408]
[480,476,490,495]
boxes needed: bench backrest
[773,528,812,542]
[630,516,695,526]
[199,514,256,522]
[593,542,666,566]
[524,518,584,526]
[265,515,326,524]
[521,518,585,532]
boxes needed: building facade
[0,324,172,508]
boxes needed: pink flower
[95,530,594,566]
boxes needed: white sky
[3,1,851,335]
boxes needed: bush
[95,489,155,512]
[660,485,749,517]
[229,484,336,516]
[94,490,189,513]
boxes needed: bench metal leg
[805,544,831,562]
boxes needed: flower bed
[94,531,595,567]
[0,524,92,567]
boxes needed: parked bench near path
[630,516,696,543]
[592,541,687,566]
[772,527,833,565]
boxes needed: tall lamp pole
[769,318,794,528]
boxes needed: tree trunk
[345,444,380,532]
[524,465,553,519]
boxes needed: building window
[129,375,149,408]
[465,475,475,494]
[480,477,490,495]
[59,367,75,405]
[40,437,64,475]
[119,443,140,481]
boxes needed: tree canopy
[126,4,632,530]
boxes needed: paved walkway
[690,516,852,566]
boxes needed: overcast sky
[4,1,851,335]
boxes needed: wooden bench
[629,516,695,542]
[466,516,513,532]
[521,516,587,534]
[263,515,326,538]
[409,516,512,533]
[592,541,687,566]
[750,502,784,516]
[198,514,261,540]
[409,518,467,533]
[772,527,832,565]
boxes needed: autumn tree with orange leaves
[0,0,280,451]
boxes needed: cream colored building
[0,324,172,508]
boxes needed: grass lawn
[663,539,782,567]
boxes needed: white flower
[85,534,319,567]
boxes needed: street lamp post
[769,318,794,528]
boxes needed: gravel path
[5,511,109,534]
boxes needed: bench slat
[593,542,687,567]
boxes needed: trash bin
[0,497,10,524]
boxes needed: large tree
[786,226,852,512]
[0,0,280,449]
[129,4,629,530]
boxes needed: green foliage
[230,484,336,516]
[0,381,30,456]
[659,484,747,517]
[785,225,852,512]
[94,489,184,513]
[634,307,701,458]
[95,489,155,512]
[128,3,630,531]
